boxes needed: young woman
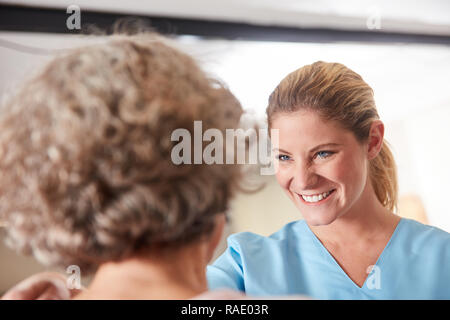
[207,61,450,299]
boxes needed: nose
[292,161,319,191]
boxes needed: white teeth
[301,190,333,203]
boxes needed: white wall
[392,106,450,229]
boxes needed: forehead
[271,110,353,149]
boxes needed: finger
[2,282,52,300]
[1,273,70,300]
[37,286,67,300]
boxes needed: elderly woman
[0,34,245,299]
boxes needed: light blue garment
[207,218,450,299]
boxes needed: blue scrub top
[207,218,450,299]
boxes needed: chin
[302,210,339,227]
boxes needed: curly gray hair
[0,34,244,273]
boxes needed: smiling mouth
[297,189,336,204]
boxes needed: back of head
[0,33,243,273]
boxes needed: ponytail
[369,140,398,212]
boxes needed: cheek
[275,166,291,190]
[333,153,368,191]
[314,155,350,185]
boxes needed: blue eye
[315,151,334,159]
[278,155,291,161]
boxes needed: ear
[367,120,385,160]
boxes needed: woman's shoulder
[226,219,308,251]
[207,221,307,292]
[399,217,450,251]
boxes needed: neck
[76,242,210,300]
[309,180,400,245]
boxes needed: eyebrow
[273,143,342,155]
[309,143,342,153]
[273,148,292,154]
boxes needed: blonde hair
[267,61,397,212]
[0,34,244,273]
